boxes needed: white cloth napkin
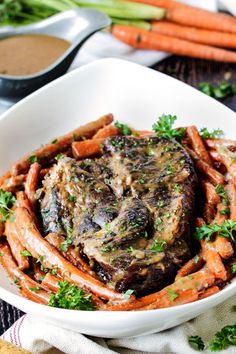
[1,296,236,354]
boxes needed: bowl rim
[0,57,236,318]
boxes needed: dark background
[1,56,236,335]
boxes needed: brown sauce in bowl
[0,34,70,76]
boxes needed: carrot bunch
[111,0,236,62]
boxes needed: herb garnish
[231,263,236,274]
[200,127,223,139]
[28,155,38,163]
[0,189,16,222]
[152,114,186,140]
[49,280,95,311]
[150,240,166,253]
[215,184,228,206]
[60,237,72,252]
[115,121,133,136]
[168,288,178,301]
[126,246,134,253]
[199,81,236,100]
[55,153,64,161]
[123,289,134,299]
[208,324,236,351]
[0,252,3,257]
[194,220,236,242]
[51,139,58,144]
[29,286,41,292]
[68,194,76,204]
[20,250,32,257]
[188,335,205,351]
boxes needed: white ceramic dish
[0,58,236,338]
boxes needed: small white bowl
[0,58,235,338]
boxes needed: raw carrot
[129,0,236,33]
[112,25,236,63]
[151,21,236,49]
[72,139,103,159]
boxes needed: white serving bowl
[0,58,236,338]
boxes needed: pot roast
[39,136,197,296]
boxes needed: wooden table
[0,56,236,335]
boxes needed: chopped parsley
[60,236,73,252]
[115,121,133,136]
[152,114,186,140]
[51,139,58,144]
[194,220,236,242]
[49,280,95,311]
[215,184,228,205]
[55,153,64,161]
[123,289,134,299]
[68,194,76,204]
[102,245,114,253]
[0,252,3,257]
[150,240,166,253]
[126,246,134,253]
[36,255,45,263]
[168,288,178,301]
[194,255,200,264]
[28,155,38,163]
[174,184,182,193]
[38,275,45,282]
[29,286,41,292]
[51,268,58,276]
[199,81,236,100]
[231,263,236,274]
[0,189,16,222]
[200,127,223,139]
[20,250,32,257]
[208,324,236,351]
[188,335,205,351]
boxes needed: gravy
[0,34,70,76]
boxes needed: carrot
[93,124,118,139]
[201,240,227,281]
[198,285,219,300]
[225,180,236,222]
[175,253,204,279]
[186,126,212,165]
[5,219,30,271]
[25,162,41,208]
[45,233,97,277]
[112,25,236,63]
[0,171,11,186]
[33,264,46,283]
[0,174,26,192]
[0,242,50,305]
[106,267,215,311]
[0,220,4,237]
[72,139,103,159]
[151,21,236,49]
[16,191,39,227]
[129,0,236,33]
[13,207,125,301]
[9,113,113,176]
[42,273,60,293]
[186,147,225,185]
[205,139,236,150]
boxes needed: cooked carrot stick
[112,25,236,63]
[0,174,26,192]
[175,253,204,279]
[0,220,4,237]
[106,267,215,311]
[0,171,11,186]
[72,139,103,159]
[129,0,236,33]
[45,232,96,277]
[198,285,219,300]
[9,114,113,176]
[16,191,39,227]
[225,180,236,222]
[186,126,212,165]
[202,181,220,206]
[151,21,236,49]
[205,139,236,150]
[0,242,50,305]
[93,124,118,139]
[25,162,41,208]
[201,240,227,281]
[5,219,30,271]
[186,147,225,185]
[33,264,46,283]
[42,273,60,292]
[13,207,125,301]
[134,130,152,137]
[209,150,223,164]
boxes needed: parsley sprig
[194,220,236,242]
[188,335,205,351]
[152,114,185,140]
[199,81,236,100]
[49,281,95,311]
[208,324,236,351]
[115,121,133,136]
[0,189,16,222]
[200,127,223,139]
[215,184,228,206]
